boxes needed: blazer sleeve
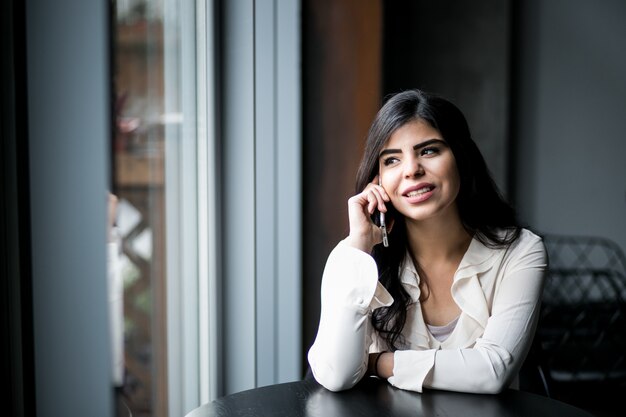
[389,233,548,393]
[307,241,393,391]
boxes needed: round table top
[186,377,595,417]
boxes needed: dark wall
[1,0,34,415]
[514,0,626,252]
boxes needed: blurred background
[2,0,625,416]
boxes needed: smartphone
[380,211,389,247]
[378,178,389,247]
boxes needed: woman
[307,89,547,394]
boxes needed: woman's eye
[420,147,439,156]
[383,157,398,166]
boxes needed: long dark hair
[356,89,521,350]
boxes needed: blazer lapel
[451,238,500,335]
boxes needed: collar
[399,235,498,288]
[454,237,499,279]
[398,236,502,341]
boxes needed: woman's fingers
[350,184,386,213]
[364,184,389,214]
[366,192,377,214]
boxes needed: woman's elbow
[314,372,359,392]
[468,373,508,394]
[308,357,363,392]
[480,380,507,394]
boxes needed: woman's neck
[405,209,472,268]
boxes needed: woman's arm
[307,243,392,391]
[308,177,393,390]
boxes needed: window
[111,1,301,415]
[111,1,216,415]
[24,0,300,415]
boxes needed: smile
[401,183,436,203]
[405,186,434,197]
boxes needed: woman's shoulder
[513,228,545,249]
[488,227,543,248]
[514,227,542,242]
[502,228,548,267]
[476,228,544,254]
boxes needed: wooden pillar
[302,0,382,372]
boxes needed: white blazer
[308,228,547,393]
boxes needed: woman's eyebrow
[379,138,446,158]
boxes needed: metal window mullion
[181,0,200,412]
[223,0,257,395]
[276,0,302,383]
[254,0,277,388]
[163,0,184,414]
[165,0,200,415]
[196,0,221,404]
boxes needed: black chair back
[533,234,626,414]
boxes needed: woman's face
[378,119,461,223]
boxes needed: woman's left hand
[345,176,390,252]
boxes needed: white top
[427,316,460,342]
[307,228,547,394]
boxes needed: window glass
[112,1,171,416]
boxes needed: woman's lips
[403,184,435,203]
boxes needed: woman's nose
[404,157,424,178]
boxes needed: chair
[533,234,626,414]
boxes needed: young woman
[307,89,547,394]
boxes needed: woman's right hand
[345,176,390,253]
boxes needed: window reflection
[112,1,168,416]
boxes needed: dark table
[185,377,595,417]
